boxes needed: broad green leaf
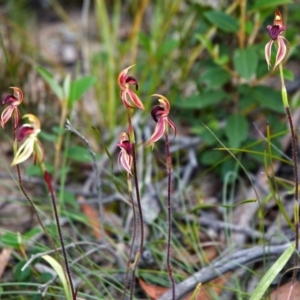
[42,255,72,300]
[66,145,101,162]
[283,69,294,81]
[200,150,224,165]
[199,66,230,89]
[233,48,258,80]
[252,86,285,113]
[252,0,292,10]
[174,91,227,109]
[225,114,249,148]
[39,131,58,143]
[36,66,63,100]
[204,11,239,33]
[0,232,20,248]
[14,261,31,282]
[250,243,294,300]
[69,76,96,107]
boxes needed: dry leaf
[78,195,101,240]
[138,277,169,299]
[139,272,231,300]
[0,248,12,279]
[270,281,300,300]
[184,272,231,300]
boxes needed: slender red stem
[164,132,175,299]
[125,108,144,299]
[122,174,137,300]
[44,171,76,299]
[16,165,60,261]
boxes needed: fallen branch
[159,242,294,300]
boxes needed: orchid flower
[11,114,44,166]
[1,87,23,129]
[118,65,144,110]
[117,131,133,175]
[265,8,289,70]
[145,94,176,147]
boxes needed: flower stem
[122,173,138,300]
[44,171,76,299]
[164,131,175,299]
[16,165,61,264]
[279,63,299,278]
[126,107,144,297]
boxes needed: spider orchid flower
[145,94,176,147]
[11,114,44,166]
[118,65,144,110]
[1,87,23,129]
[117,132,133,175]
[265,8,289,70]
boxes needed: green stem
[279,63,299,279]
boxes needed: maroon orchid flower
[145,94,176,147]
[1,87,23,129]
[265,8,289,70]
[117,131,133,174]
[118,65,144,110]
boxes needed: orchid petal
[1,106,14,128]
[274,36,288,70]
[13,107,21,129]
[145,117,166,146]
[167,118,177,141]
[23,114,41,130]
[128,90,144,110]
[118,150,132,175]
[152,94,170,112]
[1,94,17,106]
[34,139,45,164]
[16,124,35,142]
[11,137,36,166]
[10,87,23,105]
[121,91,135,109]
[265,40,274,70]
[118,65,136,89]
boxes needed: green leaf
[1,232,20,248]
[196,34,214,52]
[200,150,224,165]
[250,243,294,300]
[174,91,227,109]
[42,255,72,300]
[69,76,96,108]
[252,86,285,113]
[224,114,249,148]
[39,131,58,143]
[199,66,230,89]
[36,66,63,100]
[283,69,294,81]
[66,145,101,162]
[252,0,292,10]
[14,261,31,282]
[233,48,258,80]
[204,11,239,33]
[63,74,71,101]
